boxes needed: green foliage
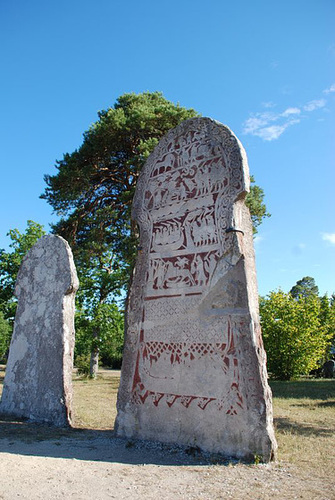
[41,92,199,283]
[75,303,124,369]
[41,92,269,294]
[74,308,92,358]
[253,454,263,465]
[245,175,270,234]
[0,220,46,322]
[75,354,91,376]
[290,276,319,299]
[74,244,125,371]
[319,294,335,359]
[260,289,333,380]
[96,303,124,368]
[0,311,11,361]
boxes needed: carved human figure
[155,260,166,289]
[0,235,78,426]
[191,255,206,286]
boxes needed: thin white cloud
[243,112,300,141]
[243,113,276,136]
[254,235,264,246]
[303,99,326,112]
[262,101,276,109]
[322,233,335,245]
[323,83,335,94]
[256,121,299,141]
[258,125,286,141]
[281,107,301,117]
[243,90,329,141]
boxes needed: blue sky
[0,0,334,297]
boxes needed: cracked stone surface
[0,235,78,426]
[115,117,277,461]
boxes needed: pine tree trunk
[90,347,99,378]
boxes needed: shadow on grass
[274,417,334,437]
[316,400,335,408]
[0,416,240,467]
[291,400,335,409]
[0,414,111,440]
[270,379,335,400]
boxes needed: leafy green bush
[74,303,124,369]
[260,290,332,380]
[75,354,91,376]
[0,311,11,362]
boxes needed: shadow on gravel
[0,417,240,467]
[274,417,334,437]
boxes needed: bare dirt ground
[1,368,334,500]
[1,433,333,500]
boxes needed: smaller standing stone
[0,235,78,426]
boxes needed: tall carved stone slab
[0,235,78,426]
[115,118,277,461]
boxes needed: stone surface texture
[0,235,78,426]
[115,118,277,461]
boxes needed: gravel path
[0,434,333,500]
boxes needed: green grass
[271,378,335,400]
[72,368,120,429]
[270,378,335,477]
[1,364,334,479]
